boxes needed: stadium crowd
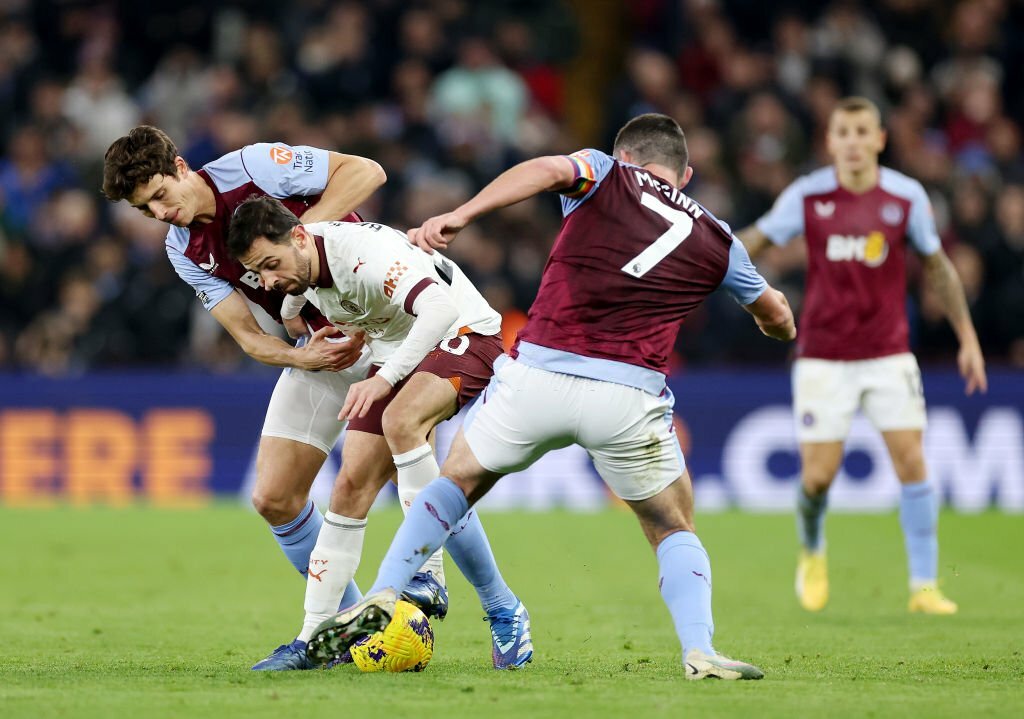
[0,0,1022,374]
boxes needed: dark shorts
[347,332,504,436]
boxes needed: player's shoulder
[878,166,928,203]
[164,224,192,255]
[199,148,254,194]
[789,166,839,197]
[694,201,736,244]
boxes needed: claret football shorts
[792,352,927,443]
[463,357,685,501]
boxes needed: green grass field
[1,507,1022,718]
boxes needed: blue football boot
[401,571,449,621]
[251,638,315,671]
[487,599,533,669]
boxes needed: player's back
[516,150,735,377]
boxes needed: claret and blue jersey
[164,143,358,329]
[511,147,768,396]
[756,165,942,360]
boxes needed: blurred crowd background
[1,0,1023,375]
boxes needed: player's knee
[381,405,428,448]
[892,449,926,483]
[251,489,305,526]
[328,471,379,517]
[801,468,835,496]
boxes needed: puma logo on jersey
[308,567,326,582]
[814,201,836,218]
[826,232,888,267]
[353,258,366,273]
[199,253,219,274]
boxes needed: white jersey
[303,220,502,367]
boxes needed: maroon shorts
[346,332,504,436]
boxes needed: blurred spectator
[0,1,1021,373]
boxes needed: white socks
[298,511,366,642]
[394,444,446,585]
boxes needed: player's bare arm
[410,155,577,253]
[210,290,365,372]
[743,287,797,341]
[297,152,385,224]
[921,249,988,395]
[735,225,773,262]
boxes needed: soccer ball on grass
[349,600,434,672]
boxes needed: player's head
[228,196,313,295]
[102,126,198,227]
[613,114,692,186]
[826,97,886,175]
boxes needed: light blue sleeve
[755,178,805,246]
[559,148,617,216]
[721,237,768,305]
[905,181,942,256]
[166,243,234,311]
[240,143,331,198]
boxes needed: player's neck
[188,173,217,224]
[836,164,879,194]
[642,163,682,188]
[307,239,321,286]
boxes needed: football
[349,600,434,673]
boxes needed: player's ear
[679,165,694,189]
[292,225,308,247]
[174,156,189,178]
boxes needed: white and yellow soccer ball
[349,600,434,673]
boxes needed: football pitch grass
[1,507,1021,719]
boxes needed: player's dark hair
[227,196,301,259]
[613,114,689,175]
[832,96,882,123]
[102,126,181,201]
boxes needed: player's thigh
[579,381,683,502]
[861,353,927,434]
[625,470,696,549]
[793,358,859,442]
[382,372,459,449]
[329,430,396,518]
[462,358,577,476]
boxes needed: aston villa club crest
[814,200,835,218]
[881,202,904,226]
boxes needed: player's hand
[958,339,987,395]
[408,211,468,254]
[339,375,393,420]
[283,315,309,339]
[299,326,365,372]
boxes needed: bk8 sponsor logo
[825,231,888,267]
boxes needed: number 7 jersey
[514,148,766,383]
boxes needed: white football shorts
[464,358,685,501]
[261,351,373,454]
[792,352,927,443]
